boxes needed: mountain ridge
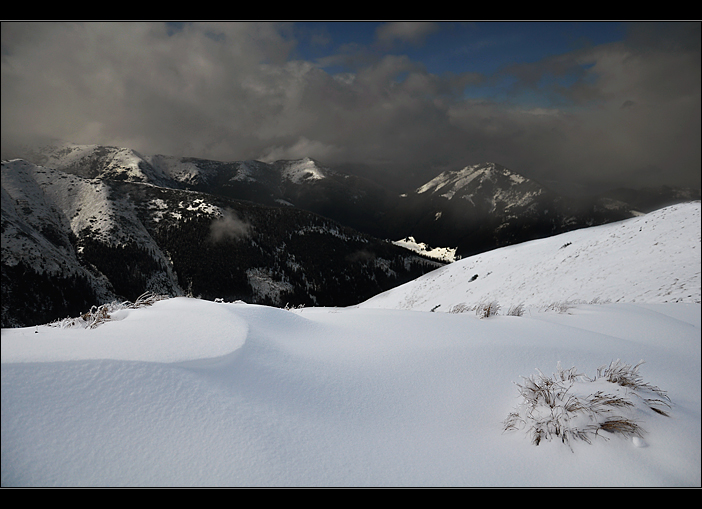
[2,157,443,327]
[15,142,663,255]
[4,142,699,326]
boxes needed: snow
[416,162,510,200]
[2,202,700,487]
[416,164,484,197]
[393,236,458,263]
[280,158,327,184]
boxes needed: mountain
[386,162,639,257]
[17,144,653,259]
[1,158,443,327]
[20,143,395,238]
[360,201,701,312]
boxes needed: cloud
[374,22,440,46]
[1,21,296,158]
[480,24,701,192]
[208,209,251,243]
[259,137,340,163]
[1,21,699,196]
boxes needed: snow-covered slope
[23,143,173,185]
[1,160,117,304]
[1,159,181,304]
[362,202,701,312]
[275,157,329,184]
[20,142,334,190]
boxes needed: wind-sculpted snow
[1,300,699,486]
[1,298,247,364]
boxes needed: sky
[1,21,700,195]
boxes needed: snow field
[1,299,700,487]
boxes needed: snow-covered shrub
[507,303,525,316]
[476,300,500,318]
[48,292,169,329]
[544,301,576,314]
[503,360,670,450]
[449,302,472,314]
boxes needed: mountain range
[2,142,699,327]
[1,150,441,327]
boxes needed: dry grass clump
[597,360,671,416]
[448,301,525,317]
[507,303,525,316]
[49,292,169,329]
[476,300,501,318]
[448,302,472,314]
[503,360,671,450]
[543,301,576,314]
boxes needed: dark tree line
[1,261,101,328]
[78,232,166,302]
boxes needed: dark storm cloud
[1,21,699,195]
[474,21,701,193]
[1,21,297,158]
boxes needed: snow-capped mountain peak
[276,157,328,184]
[416,162,537,201]
[20,143,176,186]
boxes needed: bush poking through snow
[476,300,500,318]
[507,303,525,316]
[503,360,671,450]
[596,360,671,417]
[48,292,170,329]
[544,301,576,314]
[449,302,472,314]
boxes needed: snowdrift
[2,203,700,487]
